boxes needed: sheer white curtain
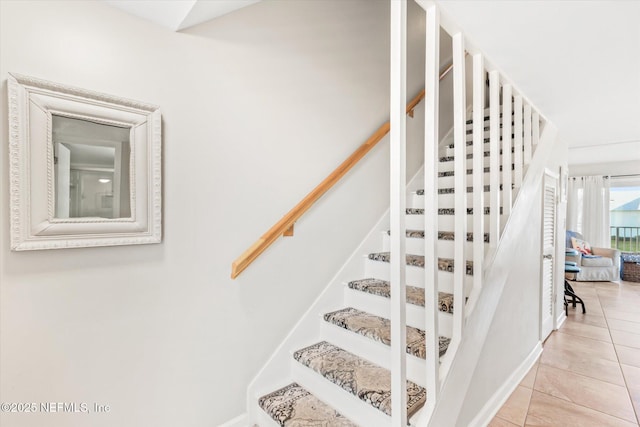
[567,176,610,247]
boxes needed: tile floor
[490,280,640,427]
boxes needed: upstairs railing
[611,226,640,253]
[230,62,454,279]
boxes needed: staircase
[238,4,554,425]
[253,114,506,426]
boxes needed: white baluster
[452,32,466,340]
[423,3,440,419]
[390,0,407,424]
[472,53,485,295]
[532,110,540,148]
[513,95,523,192]
[524,103,532,166]
[489,71,500,249]
[501,84,513,221]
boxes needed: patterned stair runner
[347,278,454,313]
[324,307,451,358]
[388,229,490,243]
[368,252,474,276]
[438,166,490,177]
[406,207,502,215]
[259,382,358,427]
[293,341,426,418]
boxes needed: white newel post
[390,0,407,424]
[452,32,466,341]
[489,71,500,249]
[472,53,485,296]
[501,84,513,222]
[423,3,440,420]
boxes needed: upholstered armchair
[566,231,621,281]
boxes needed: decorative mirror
[8,73,162,250]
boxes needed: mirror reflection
[52,115,131,219]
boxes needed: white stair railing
[514,95,524,191]
[471,52,485,330]
[452,30,467,351]
[409,2,547,425]
[502,84,513,221]
[489,70,501,248]
[389,0,408,425]
[422,3,440,420]
[524,104,533,165]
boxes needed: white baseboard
[469,341,542,427]
[218,413,248,427]
[555,312,567,330]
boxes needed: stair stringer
[422,123,559,427]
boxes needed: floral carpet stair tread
[293,341,426,418]
[416,185,500,195]
[439,166,490,177]
[258,382,359,427]
[368,252,474,275]
[406,207,502,215]
[347,278,454,313]
[324,307,451,358]
[387,229,490,243]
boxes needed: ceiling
[102,0,260,31]
[436,0,640,157]
[103,0,639,160]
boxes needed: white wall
[0,1,432,426]
[455,136,568,425]
[568,141,640,169]
[568,159,640,178]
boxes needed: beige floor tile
[599,290,640,298]
[605,310,640,324]
[533,364,636,422]
[540,346,625,385]
[621,364,640,424]
[495,386,533,426]
[600,296,640,305]
[603,306,640,315]
[559,320,612,342]
[611,329,640,350]
[496,279,640,425]
[608,318,640,335]
[621,364,640,389]
[489,416,520,427]
[544,331,618,361]
[520,361,539,389]
[565,311,609,328]
[617,345,640,369]
[525,391,637,427]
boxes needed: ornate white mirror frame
[8,73,162,250]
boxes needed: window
[610,177,640,253]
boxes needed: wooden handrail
[231,63,454,279]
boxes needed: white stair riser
[320,322,430,387]
[406,213,491,230]
[292,362,391,426]
[363,258,473,295]
[410,192,491,209]
[439,157,508,172]
[437,173,499,188]
[382,234,481,257]
[343,286,454,336]
[444,143,522,158]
